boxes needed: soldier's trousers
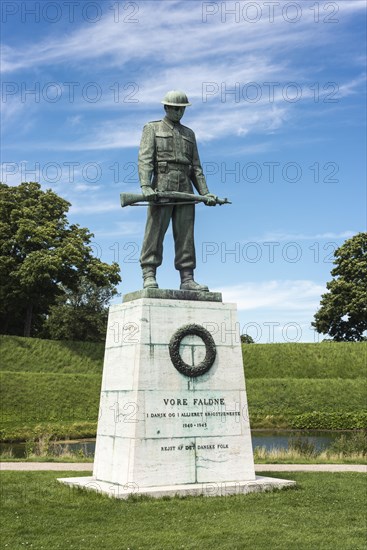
[140,202,196,271]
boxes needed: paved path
[0,462,93,471]
[255,464,366,473]
[1,462,366,472]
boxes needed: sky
[1,0,366,342]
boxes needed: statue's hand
[204,193,217,206]
[141,185,156,198]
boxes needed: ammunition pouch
[157,161,168,174]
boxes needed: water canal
[0,430,354,459]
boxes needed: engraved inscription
[144,391,243,438]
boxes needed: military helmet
[161,90,191,106]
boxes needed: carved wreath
[169,324,216,377]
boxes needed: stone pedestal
[59,290,295,498]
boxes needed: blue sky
[1,0,366,342]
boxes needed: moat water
[0,430,353,458]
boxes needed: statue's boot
[142,267,158,289]
[179,269,209,292]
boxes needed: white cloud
[2,1,364,74]
[34,101,289,151]
[208,279,331,342]
[0,99,35,135]
[67,115,83,127]
[249,230,357,242]
[69,200,121,214]
[215,279,325,311]
[95,221,144,238]
[2,1,364,150]
[73,184,101,192]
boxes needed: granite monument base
[58,475,295,498]
[59,290,295,497]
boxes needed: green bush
[291,412,367,430]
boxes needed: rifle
[120,191,231,208]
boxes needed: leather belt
[156,162,192,174]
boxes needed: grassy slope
[0,335,104,374]
[0,336,366,440]
[3,337,365,378]
[1,472,366,550]
[1,372,99,420]
[246,379,366,414]
[0,371,100,441]
[243,342,367,428]
[243,342,367,378]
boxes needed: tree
[0,182,121,337]
[312,233,367,341]
[240,333,255,344]
[42,278,118,342]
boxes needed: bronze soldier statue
[139,90,217,291]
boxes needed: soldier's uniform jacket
[138,116,209,195]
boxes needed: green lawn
[1,472,366,549]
